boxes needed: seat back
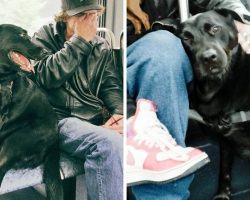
[97,28,123,81]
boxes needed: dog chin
[207,71,227,80]
[196,66,229,80]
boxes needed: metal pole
[178,0,190,22]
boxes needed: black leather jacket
[128,0,250,45]
[32,22,123,125]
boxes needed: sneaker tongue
[138,111,158,124]
[137,99,157,112]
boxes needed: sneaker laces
[133,115,189,161]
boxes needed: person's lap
[58,117,123,200]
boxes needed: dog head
[178,10,238,81]
[0,24,46,78]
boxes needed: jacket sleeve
[99,50,123,115]
[192,0,250,23]
[32,25,93,89]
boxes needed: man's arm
[32,14,98,89]
[32,27,92,89]
[98,50,123,115]
[103,114,124,134]
[192,0,250,24]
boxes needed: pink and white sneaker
[126,99,210,186]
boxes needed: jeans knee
[58,117,81,134]
[140,31,184,53]
[96,131,123,160]
[135,31,188,68]
[145,30,180,46]
[128,30,190,70]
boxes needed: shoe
[126,99,210,186]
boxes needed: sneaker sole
[126,153,210,186]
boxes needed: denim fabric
[58,117,123,200]
[127,30,194,200]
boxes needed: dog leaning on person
[0,24,63,200]
[177,10,250,200]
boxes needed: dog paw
[206,116,232,133]
[213,193,231,200]
[141,13,150,31]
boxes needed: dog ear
[215,9,242,24]
[215,9,232,18]
[228,29,238,49]
[215,9,238,49]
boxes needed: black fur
[179,10,250,200]
[0,24,63,199]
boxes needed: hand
[74,12,98,42]
[102,114,123,134]
[235,20,250,54]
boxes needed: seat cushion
[0,153,84,195]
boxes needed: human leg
[58,117,123,200]
[127,30,192,146]
[127,30,194,199]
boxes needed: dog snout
[28,47,48,60]
[40,48,48,57]
[201,49,218,65]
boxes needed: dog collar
[189,109,250,130]
[230,111,250,123]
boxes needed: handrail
[178,0,190,22]
[97,27,116,49]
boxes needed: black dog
[178,10,250,200]
[0,24,63,199]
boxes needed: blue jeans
[58,117,123,200]
[127,30,193,200]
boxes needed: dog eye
[211,25,222,34]
[207,25,222,35]
[204,23,212,32]
[19,32,26,37]
[182,31,194,41]
[204,23,222,35]
[19,32,30,39]
[19,33,31,40]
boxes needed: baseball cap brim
[66,4,103,16]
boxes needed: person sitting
[32,0,123,199]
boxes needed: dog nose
[201,49,217,64]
